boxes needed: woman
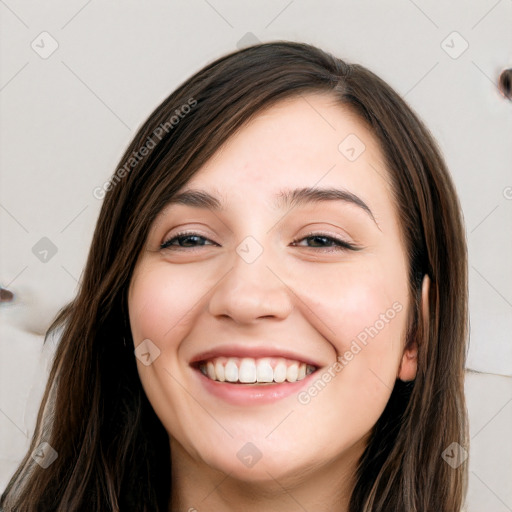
[1,41,468,511]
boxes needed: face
[128,93,415,486]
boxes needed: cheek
[128,262,212,442]
[295,271,408,441]
[300,262,407,344]
[296,260,409,398]
[128,262,205,346]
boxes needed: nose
[207,244,294,325]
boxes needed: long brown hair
[1,41,468,511]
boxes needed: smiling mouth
[194,356,317,385]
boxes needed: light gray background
[1,1,511,510]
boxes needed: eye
[160,231,217,250]
[160,231,359,252]
[291,232,359,252]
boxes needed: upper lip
[189,345,322,368]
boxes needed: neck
[168,437,365,512]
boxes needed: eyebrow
[167,186,378,226]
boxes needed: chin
[196,436,313,484]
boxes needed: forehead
[177,93,394,214]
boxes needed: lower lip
[193,367,318,405]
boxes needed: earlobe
[398,274,430,382]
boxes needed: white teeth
[214,360,225,382]
[206,361,216,380]
[274,360,287,383]
[256,359,273,382]
[198,356,316,384]
[225,360,238,382]
[286,363,299,382]
[239,358,257,383]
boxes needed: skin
[128,93,428,512]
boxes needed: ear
[398,274,430,382]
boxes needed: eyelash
[160,231,359,252]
